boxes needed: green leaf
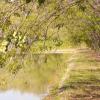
[38,0,45,5]
[25,0,31,3]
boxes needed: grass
[0,48,100,100]
[44,49,100,100]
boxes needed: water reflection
[0,90,42,100]
[0,54,68,99]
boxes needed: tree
[0,0,100,54]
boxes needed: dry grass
[44,49,100,100]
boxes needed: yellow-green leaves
[25,0,31,3]
[23,0,45,5]
[0,40,8,53]
[37,0,45,5]
[12,31,26,48]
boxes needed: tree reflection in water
[0,53,68,96]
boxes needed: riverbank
[44,49,100,100]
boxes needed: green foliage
[0,1,100,97]
[0,31,27,53]
[0,0,99,52]
[23,0,45,5]
[25,0,31,3]
[7,62,22,74]
[37,0,45,5]
[0,54,6,68]
[6,57,22,74]
[0,0,99,76]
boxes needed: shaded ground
[44,49,100,100]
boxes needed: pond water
[0,90,42,100]
[0,54,69,100]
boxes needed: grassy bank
[0,48,100,100]
[44,49,100,100]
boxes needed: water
[0,54,68,100]
[0,90,42,100]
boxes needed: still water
[0,54,68,100]
[0,90,42,100]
